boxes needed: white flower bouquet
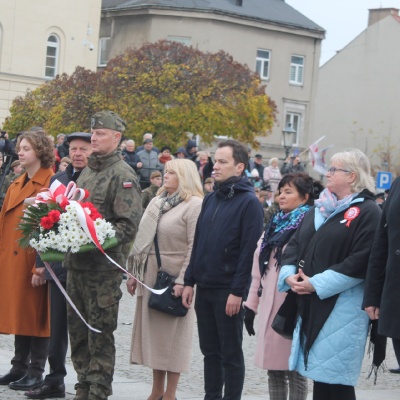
[18,181,117,261]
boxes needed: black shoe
[0,371,25,385]
[9,374,43,391]
[389,368,400,374]
[24,383,65,399]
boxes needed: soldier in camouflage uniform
[0,160,23,209]
[141,170,162,211]
[65,111,142,400]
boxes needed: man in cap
[141,170,162,210]
[203,177,214,195]
[135,133,160,154]
[65,111,142,400]
[185,139,198,162]
[252,154,265,178]
[135,137,163,189]
[25,132,93,400]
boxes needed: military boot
[73,387,89,400]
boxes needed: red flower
[81,202,103,221]
[40,216,54,230]
[48,210,61,223]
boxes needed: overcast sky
[285,0,398,65]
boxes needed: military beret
[143,138,153,145]
[91,110,127,132]
[11,160,21,168]
[204,177,214,184]
[150,171,162,179]
[66,132,92,143]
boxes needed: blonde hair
[330,149,375,193]
[158,159,204,200]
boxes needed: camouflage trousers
[67,269,123,400]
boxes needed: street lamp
[282,123,296,158]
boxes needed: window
[45,35,59,78]
[290,55,304,85]
[98,37,111,67]
[285,112,301,145]
[167,36,192,46]
[255,49,270,80]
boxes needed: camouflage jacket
[65,150,142,271]
[0,172,22,207]
[141,184,159,211]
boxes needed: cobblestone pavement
[1,281,399,399]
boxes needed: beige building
[313,8,400,174]
[0,0,102,126]
[100,0,324,159]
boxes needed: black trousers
[392,338,400,367]
[313,381,355,400]
[45,281,68,386]
[195,287,245,400]
[11,335,50,377]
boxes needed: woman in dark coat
[278,149,381,400]
[363,177,400,372]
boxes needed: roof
[102,0,325,33]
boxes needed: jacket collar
[6,167,53,212]
[88,150,121,171]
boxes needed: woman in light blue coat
[278,149,381,400]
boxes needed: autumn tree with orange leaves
[4,40,276,148]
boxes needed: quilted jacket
[278,193,380,386]
[279,266,369,385]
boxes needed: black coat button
[13,251,18,255]
[395,250,400,256]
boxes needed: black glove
[244,306,256,336]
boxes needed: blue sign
[376,171,392,190]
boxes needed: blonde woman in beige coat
[127,158,203,400]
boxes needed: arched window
[45,34,59,78]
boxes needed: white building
[312,8,400,175]
[0,0,102,126]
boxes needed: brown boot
[73,387,89,400]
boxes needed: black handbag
[148,235,188,317]
[271,289,298,340]
[272,227,320,339]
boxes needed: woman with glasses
[278,149,381,400]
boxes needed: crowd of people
[0,114,399,400]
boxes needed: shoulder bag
[148,234,188,317]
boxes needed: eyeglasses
[327,167,352,175]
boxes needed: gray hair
[57,133,65,140]
[269,157,279,166]
[330,149,375,193]
[126,139,135,145]
[143,133,153,140]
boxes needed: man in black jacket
[182,139,263,400]
[25,132,92,400]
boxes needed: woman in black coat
[363,177,400,372]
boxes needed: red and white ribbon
[32,180,167,332]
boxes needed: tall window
[285,112,301,144]
[45,35,59,78]
[256,49,270,80]
[290,55,304,85]
[98,37,111,67]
